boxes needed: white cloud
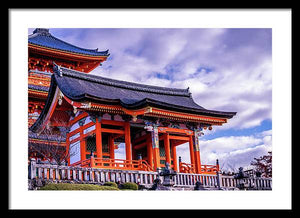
[51,28,272,131]
[175,130,272,172]
[47,28,273,172]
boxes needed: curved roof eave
[28,28,110,57]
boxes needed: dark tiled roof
[28,28,109,57]
[28,130,66,142]
[30,64,237,133]
[53,64,236,118]
[28,84,49,92]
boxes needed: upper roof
[52,64,236,118]
[28,28,109,57]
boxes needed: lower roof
[30,64,236,132]
[53,64,236,118]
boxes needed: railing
[200,164,219,175]
[174,172,219,188]
[219,175,272,190]
[29,159,158,187]
[29,159,272,190]
[179,162,196,174]
[70,157,154,172]
[179,162,219,175]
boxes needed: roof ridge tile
[53,63,191,97]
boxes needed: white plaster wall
[69,141,81,164]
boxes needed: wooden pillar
[109,135,115,159]
[164,133,171,165]
[189,135,195,168]
[80,126,86,161]
[194,150,201,174]
[151,125,160,171]
[66,133,70,166]
[146,136,153,168]
[171,143,178,172]
[193,130,201,174]
[95,117,102,159]
[124,122,132,161]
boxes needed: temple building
[28,28,109,161]
[28,28,109,127]
[28,28,236,174]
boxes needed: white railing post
[49,168,53,180]
[72,169,76,180]
[95,170,100,183]
[67,169,71,180]
[83,170,88,181]
[30,158,37,179]
[38,167,43,179]
[61,168,65,180]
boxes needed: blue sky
[29,28,272,172]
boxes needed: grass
[39,183,119,190]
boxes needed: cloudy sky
[29,28,272,172]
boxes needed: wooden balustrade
[29,159,158,186]
[179,162,196,174]
[200,164,219,175]
[29,159,272,190]
[70,157,154,172]
[179,162,218,175]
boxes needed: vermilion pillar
[95,117,102,159]
[109,135,115,159]
[124,122,132,161]
[189,135,196,169]
[147,137,153,168]
[80,125,86,161]
[193,130,202,174]
[66,133,70,166]
[151,125,160,171]
[164,133,171,166]
[171,143,178,172]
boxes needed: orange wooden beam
[151,108,227,124]
[168,135,190,141]
[158,127,194,135]
[101,119,125,126]
[133,133,150,144]
[133,141,147,150]
[101,128,125,135]
[172,140,188,147]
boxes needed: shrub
[39,183,119,190]
[103,182,118,188]
[120,182,138,190]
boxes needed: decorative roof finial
[53,62,63,77]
